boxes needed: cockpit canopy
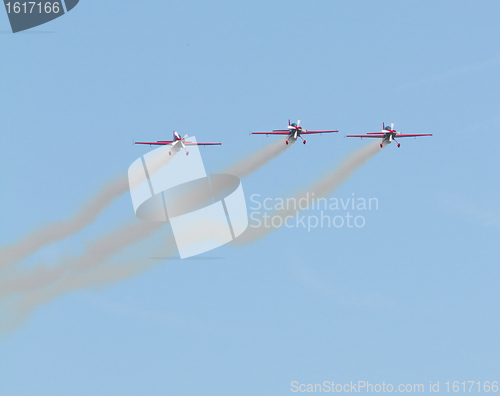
[385,126,392,131]
[291,123,297,127]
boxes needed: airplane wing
[135,141,221,146]
[395,134,433,138]
[301,130,339,134]
[252,131,290,135]
[135,141,174,145]
[346,134,385,138]
[184,142,222,146]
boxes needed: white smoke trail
[0,177,129,271]
[224,137,294,178]
[0,137,290,272]
[235,141,382,243]
[0,221,163,297]
[0,138,297,332]
[0,138,293,292]
[1,253,173,333]
[3,140,377,300]
[0,223,173,333]
[0,149,173,272]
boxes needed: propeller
[288,119,301,130]
[391,122,394,131]
[169,131,190,155]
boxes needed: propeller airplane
[252,119,339,145]
[346,123,432,148]
[135,131,221,155]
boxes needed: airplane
[346,122,433,148]
[134,131,221,155]
[251,119,339,145]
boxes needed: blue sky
[1,1,499,395]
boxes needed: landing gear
[303,140,306,144]
[397,143,400,148]
[169,151,172,155]
[380,143,383,148]
[394,138,400,148]
[186,151,189,156]
[286,141,289,145]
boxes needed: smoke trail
[2,140,378,301]
[0,149,173,272]
[0,137,288,272]
[1,249,176,333]
[0,221,163,297]
[0,222,171,333]
[224,137,293,178]
[235,141,381,243]
[0,137,292,292]
[0,177,128,271]
[0,138,296,331]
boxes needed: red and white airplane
[252,119,339,145]
[135,131,221,155]
[346,122,432,148]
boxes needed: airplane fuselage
[381,130,402,147]
[285,127,306,145]
[385,131,401,140]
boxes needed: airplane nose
[5,0,80,33]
